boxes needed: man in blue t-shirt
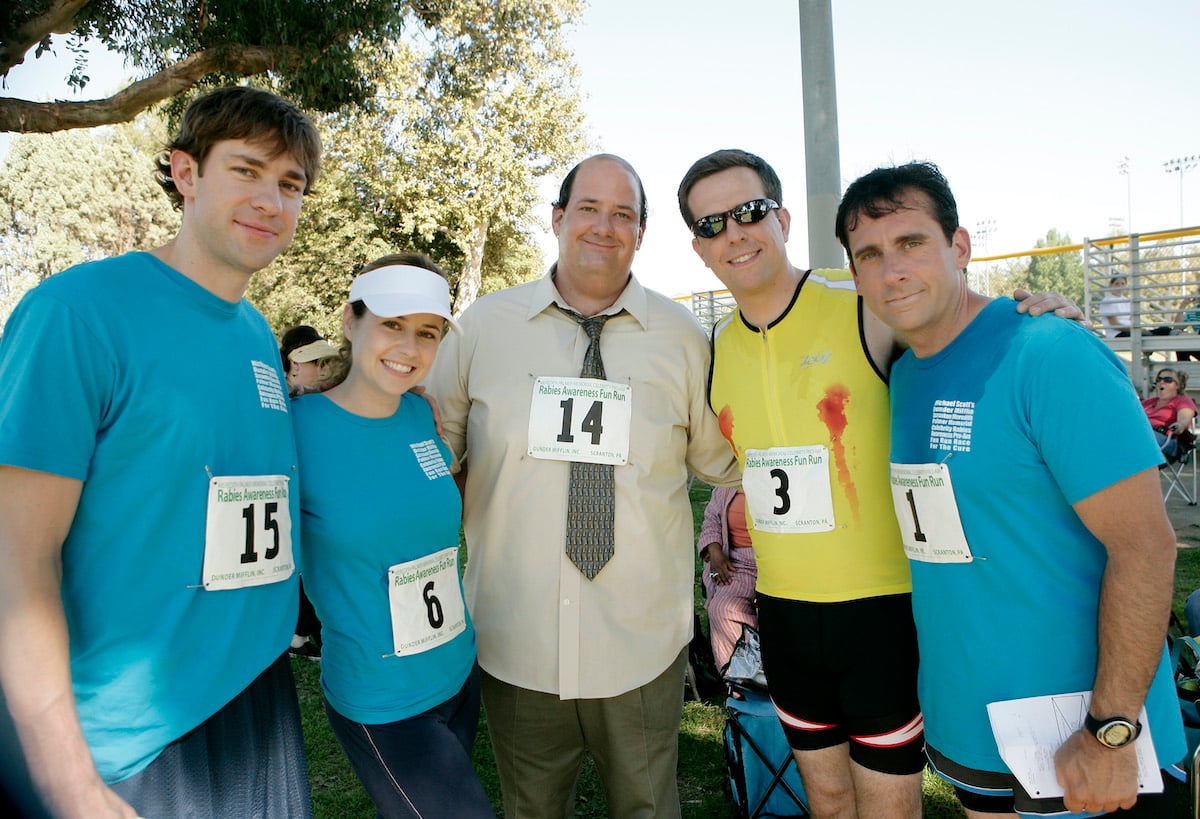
[836,161,1185,818]
[0,87,322,818]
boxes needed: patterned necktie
[563,311,615,579]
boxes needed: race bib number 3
[202,475,295,590]
[742,446,835,533]
[388,547,467,657]
[888,463,973,563]
[527,376,631,465]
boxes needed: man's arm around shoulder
[1054,467,1176,814]
[0,466,137,818]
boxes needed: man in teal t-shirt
[838,161,1185,817]
[0,86,322,819]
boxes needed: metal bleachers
[1084,227,1200,396]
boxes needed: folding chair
[725,686,810,818]
[1160,427,1198,505]
[722,625,809,818]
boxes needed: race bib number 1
[888,463,973,563]
[202,475,295,590]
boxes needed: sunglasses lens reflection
[691,199,777,239]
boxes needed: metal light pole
[1164,155,1199,226]
[797,0,843,269]
[1117,156,1132,235]
[971,219,996,296]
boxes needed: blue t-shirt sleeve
[0,288,113,479]
[1023,321,1162,504]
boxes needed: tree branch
[0,0,93,77]
[0,44,300,133]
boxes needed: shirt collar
[525,263,651,330]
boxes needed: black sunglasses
[1157,376,1177,383]
[691,198,779,239]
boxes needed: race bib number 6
[387,547,467,657]
[202,475,295,590]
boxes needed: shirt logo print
[251,360,289,413]
[411,440,450,480]
[930,399,974,452]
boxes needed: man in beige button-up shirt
[429,154,740,818]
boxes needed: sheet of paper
[986,690,1160,799]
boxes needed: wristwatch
[1084,712,1142,749]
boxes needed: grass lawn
[295,486,1200,817]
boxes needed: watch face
[1100,722,1134,747]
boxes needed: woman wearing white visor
[291,253,491,817]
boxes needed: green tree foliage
[0,119,178,322]
[1,1,587,333]
[390,0,587,312]
[251,1,587,330]
[1006,228,1085,308]
[0,1,417,132]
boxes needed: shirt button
[562,598,571,606]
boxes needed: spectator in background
[698,487,757,673]
[1099,275,1173,339]
[280,325,338,396]
[1142,366,1196,459]
[1186,590,1200,637]
[1098,275,1132,338]
[1175,285,1200,361]
[279,325,340,660]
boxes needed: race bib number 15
[202,475,295,590]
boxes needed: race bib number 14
[527,376,631,465]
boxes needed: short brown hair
[156,86,322,209]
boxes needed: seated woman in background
[292,253,493,818]
[1098,275,1132,338]
[698,487,757,673]
[1098,275,1173,338]
[1143,366,1197,459]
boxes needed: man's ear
[169,150,201,200]
[952,226,972,271]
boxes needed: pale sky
[5,0,1199,298]
[546,0,1200,296]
